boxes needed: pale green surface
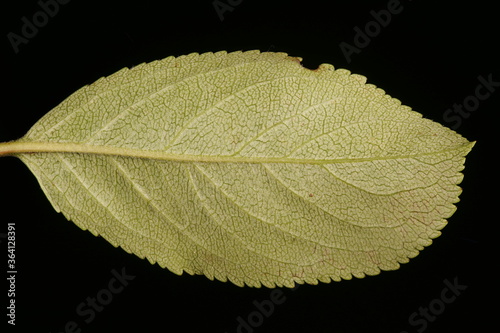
[1,50,474,287]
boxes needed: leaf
[0,50,474,287]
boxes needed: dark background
[1,0,496,332]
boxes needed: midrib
[0,140,471,164]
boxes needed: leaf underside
[11,50,473,287]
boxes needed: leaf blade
[4,50,474,287]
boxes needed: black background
[1,0,496,332]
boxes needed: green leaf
[0,50,474,287]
